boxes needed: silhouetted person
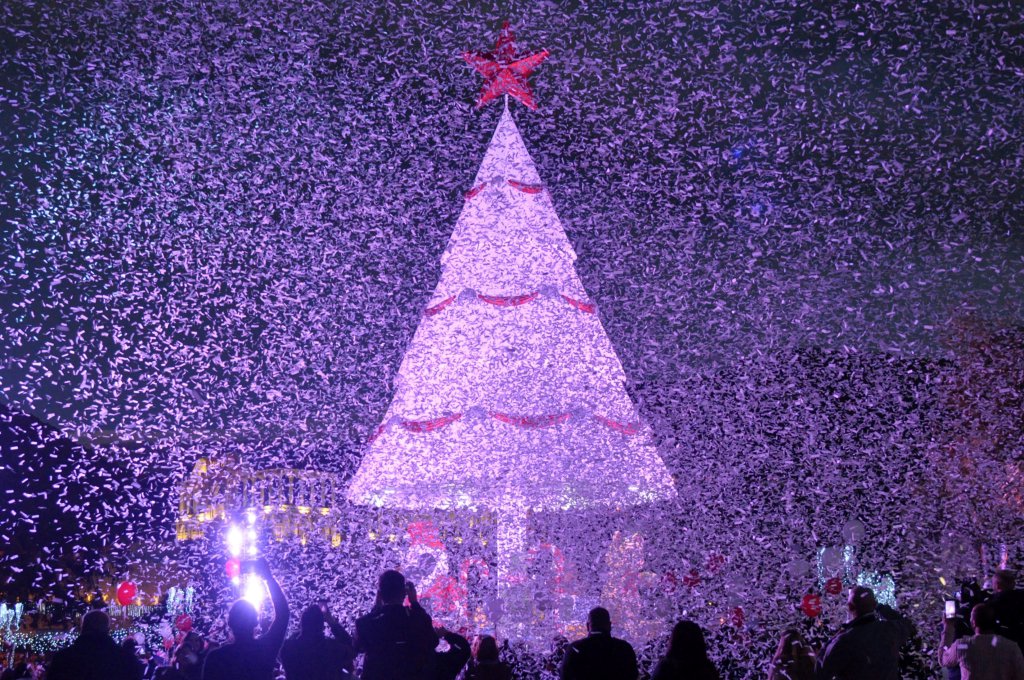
[47,610,143,680]
[465,635,512,680]
[355,570,438,680]
[817,586,916,680]
[992,570,1024,654]
[281,602,355,680]
[650,620,719,680]
[560,607,638,680]
[202,558,289,680]
[430,624,471,680]
[941,602,1024,679]
[769,628,815,680]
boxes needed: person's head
[586,607,612,634]
[183,631,204,651]
[971,603,997,634]
[80,610,110,637]
[773,628,813,663]
[121,637,138,654]
[226,599,259,640]
[994,569,1016,593]
[378,569,407,605]
[667,620,709,662]
[847,586,877,620]
[300,604,325,635]
[472,635,500,663]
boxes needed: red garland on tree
[463,22,549,110]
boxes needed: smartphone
[944,600,956,618]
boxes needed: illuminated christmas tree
[346,24,676,631]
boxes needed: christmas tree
[346,24,676,631]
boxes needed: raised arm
[255,558,289,650]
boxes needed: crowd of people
[6,562,1023,680]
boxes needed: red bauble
[682,569,701,588]
[175,614,193,632]
[225,558,241,579]
[825,576,843,595]
[801,593,823,617]
[116,581,137,606]
[730,606,745,628]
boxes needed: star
[463,22,549,110]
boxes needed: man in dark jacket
[281,603,355,680]
[560,607,638,680]
[47,610,143,680]
[202,558,289,680]
[992,569,1024,653]
[430,625,471,680]
[355,570,438,680]
[817,586,917,680]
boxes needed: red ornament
[225,558,241,579]
[682,569,702,588]
[163,637,174,651]
[801,593,823,617]
[730,606,745,628]
[175,614,193,633]
[825,576,843,595]
[463,22,549,110]
[116,581,137,606]
[705,553,726,575]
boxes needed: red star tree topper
[463,22,549,110]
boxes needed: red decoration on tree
[175,614,193,632]
[464,184,486,200]
[592,414,640,435]
[425,296,456,317]
[730,606,745,628]
[400,413,463,433]
[825,576,843,595]
[463,22,549,110]
[801,593,823,617]
[491,412,570,429]
[561,294,596,314]
[225,558,241,579]
[507,179,544,194]
[116,581,137,606]
[478,292,539,307]
[682,569,702,588]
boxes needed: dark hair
[972,603,997,632]
[378,569,406,602]
[667,620,711,665]
[227,599,258,636]
[300,604,325,633]
[474,635,500,662]
[588,607,611,633]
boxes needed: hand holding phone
[944,600,957,619]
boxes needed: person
[768,628,814,680]
[940,602,1024,680]
[430,624,471,680]
[47,609,143,680]
[650,620,719,680]
[560,607,638,680]
[355,570,438,680]
[201,557,289,680]
[280,602,355,680]
[816,586,916,680]
[160,631,208,680]
[465,635,512,680]
[992,570,1024,653]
